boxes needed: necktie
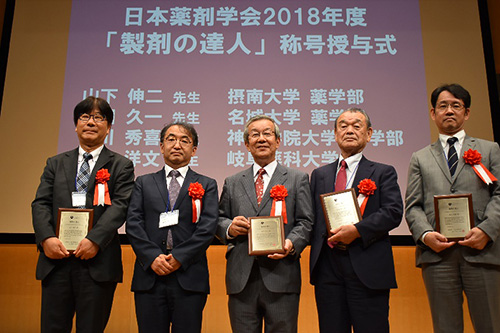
[335,160,347,192]
[255,168,266,205]
[447,137,458,176]
[167,169,181,250]
[168,169,181,208]
[76,152,92,193]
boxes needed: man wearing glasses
[126,122,219,332]
[406,83,500,332]
[217,115,313,332]
[32,96,135,332]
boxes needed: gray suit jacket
[405,136,500,267]
[217,163,313,295]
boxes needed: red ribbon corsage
[357,179,376,215]
[463,149,497,184]
[188,182,205,223]
[93,169,111,206]
[463,149,482,165]
[270,185,288,224]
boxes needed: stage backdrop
[0,0,494,235]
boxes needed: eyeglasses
[79,114,106,123]
[164,136,192,148]
[435,102,465,112]
[249,131,275,140]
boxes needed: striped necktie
[447,137,458,176]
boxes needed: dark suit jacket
[216,163,314,295]
[126,168,218,294]
[32,146,135,282]
[406,136,500,266]
[309,156,403,290]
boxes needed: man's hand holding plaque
[458,227,491,250]
[74,238,100,260]
[228,215,251,237]
[41,237,70,259]
[328,224,361,248]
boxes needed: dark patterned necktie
[76,152,92,193]
[167,169,181,250]
[335,160,347,192]
[255,168,266,205]
[168,169,181,208]
[447,137,458,176]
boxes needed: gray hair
[243,115,281,144]
[334,107,372,129]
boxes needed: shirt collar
[164,164,189,179]
[438,130,465,148]
[339,152,363,170]
[78,145,104,161]
[253,160,278,178]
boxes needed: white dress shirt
[337,152,363,189]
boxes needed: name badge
[159,210,179,228]
[72,192,87,207]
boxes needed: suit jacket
[405,136,500,267]
[216,163,313,295]
[32,146,135,282]
[309,156,403,290]
[126,167,218,294]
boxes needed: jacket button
[450,188,456,193]
[162,240,166,245]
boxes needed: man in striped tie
[32,97,135,333]
[406,83,500,332]
[217,115,313,332]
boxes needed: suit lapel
[176,168,197,208]
[324,162,337,194]
[258,164,287,213]
[88,146,112,191]
[453,136,476,181]
[153,168,169,208]
[352,157,375,195]
[63,148,79,193]
[240,167,259,212]
[84,147,111,206]
[430,140,452,183]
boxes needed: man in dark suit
[126,122,218,332]
[32,97,135,333]
[309,108,403,333]
[216,115,313,333]
[406,84,500,332]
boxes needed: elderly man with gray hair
[309,108,403,333]
[217,115,314,333]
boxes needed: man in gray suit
[217,115,314,332]
[406,83,500,333]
